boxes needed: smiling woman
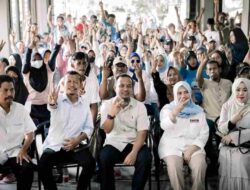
[158,81,209,190]
[217,78,250,190]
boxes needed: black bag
[214,117,250,154]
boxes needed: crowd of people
[1,0,250,190]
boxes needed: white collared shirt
[43,94,94,151]
[100,97,149,151]
[0,102,36,164]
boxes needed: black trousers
[99,144,152,190]
[38,148,95,190]
[0,157,34,190]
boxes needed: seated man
[38,71,95,190]
[0,75,35,190]
[99,74,152,190]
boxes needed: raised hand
[28,37,37,49]
[134,62,142,80]
[48,84,60,105]
[99,1,103,8]
[109,96,124,116]
[9,31,16,43]
[0,40,6,52]
[102,61,111,79]
[151,57,157,73]
[230,107,246,124]
[200,53,208,66]
[175,96,190,113]
[58,36,64,45]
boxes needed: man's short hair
[0,75,14,87]
[206,60,220,68]
[57,15,64,20]
[108,14,115,19]
[115,73,133,82]
[72,52,88,62]
[65,71,85,83]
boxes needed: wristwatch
[107,114,115,120]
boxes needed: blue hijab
[166,81,203,118]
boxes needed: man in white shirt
[0,75,36,190]
[60,52,100,124]
[38,71,95,190]
[99,74,152,190]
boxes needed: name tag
[190,119,199,123]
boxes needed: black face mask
[89,57,95,63]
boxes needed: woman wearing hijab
[8,53,22,73]
[158,81,209,190]
[180,51,208,104]
[228,28,249,81]
[5,66,29,105]
[210,50,231,80]
[22,37,63,125]
[217,78,250,190]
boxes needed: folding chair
[35,120,94,190]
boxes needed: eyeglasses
[131,59,140,64]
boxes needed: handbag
[214,117,250,154]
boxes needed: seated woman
[158,81,209,190]
[218,78,250,190]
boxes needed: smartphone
[122,97,130,107]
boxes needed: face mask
[31,60,43,69]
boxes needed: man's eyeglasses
[131,59,140,64]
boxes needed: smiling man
[38,71,95,190]
[0,75,36,190]
[99,74,151,190]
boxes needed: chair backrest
[35,120,50,160]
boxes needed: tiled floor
[0,172,219,190]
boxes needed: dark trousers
[205,119,220,174]
[38,148,95,190]
[99,144,152,190]
[0,157,34,190]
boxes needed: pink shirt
[23,65,53,105]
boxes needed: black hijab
[11,53,22,73]
[5,66,29,105]
[29,52,48,92]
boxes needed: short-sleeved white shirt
[0,102,36,164]
[100,97,149,151]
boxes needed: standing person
[38,71,95,190]
[196,56,232,176]
[158,81,209,190]
[228,28,249,81]
[99,74,152,190]
[0,75,36,190]
[23,37,63,125]
[218,78,250,190]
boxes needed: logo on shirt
[190,119,199,123]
